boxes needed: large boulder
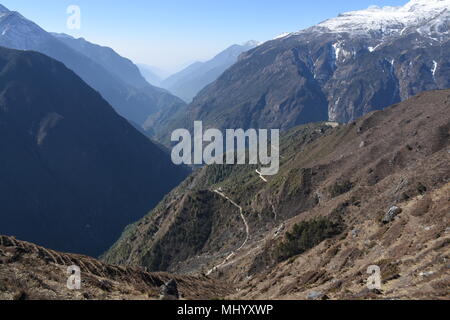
[160,279,179,300]
[307,290,329,300]
[382,206,402,224]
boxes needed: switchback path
[206,189,250,275]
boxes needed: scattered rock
[325,122,339,128]
[382,206,402,224]
[307,290,328,300]
[371,288,383,295]
[394,178,409,194]
[419,271,435,278]
[82,292,92,300]
[13,290,28,301]
[354,288,383,299]
[359,141,366,148]
[160,279,179,300]
[352,229,360,238]
[416,182,428,195]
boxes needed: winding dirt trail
[206,189,250,275]
[255,169,268,183]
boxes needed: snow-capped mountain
[156,0,450,139]
[0,5,54,49]
[310,0,450,37]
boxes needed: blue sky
[1,0,408,73]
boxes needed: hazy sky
[2,0,407,73]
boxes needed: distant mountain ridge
[52,33,149,89]
[137,64,165,87]
[0,5,185,130]
[160,41,259,102]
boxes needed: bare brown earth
[227,182,450,300]
[104,89,450,300]
[0,235,230,300]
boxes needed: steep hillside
[0,235,228,300]
[0,46,188,256]
[104,89,450,299]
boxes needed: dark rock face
[323,33,450,122]
[0,47,189,256]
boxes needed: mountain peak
[273,32,291,40]
[242,40,260,47]
[0,4,10,14]
[311,0,450,36]
[0,9,51,49]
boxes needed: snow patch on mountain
[243,40,262,47]
[273,32,292,40]
[431,60,438,77]
[332,42,341,60]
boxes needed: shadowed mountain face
[161,42,259,102]
[0,6,185,130]
[0,46,189,257]
[154,0,450,144]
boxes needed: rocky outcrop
[160,279,180,300]
[382,206,403,224]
